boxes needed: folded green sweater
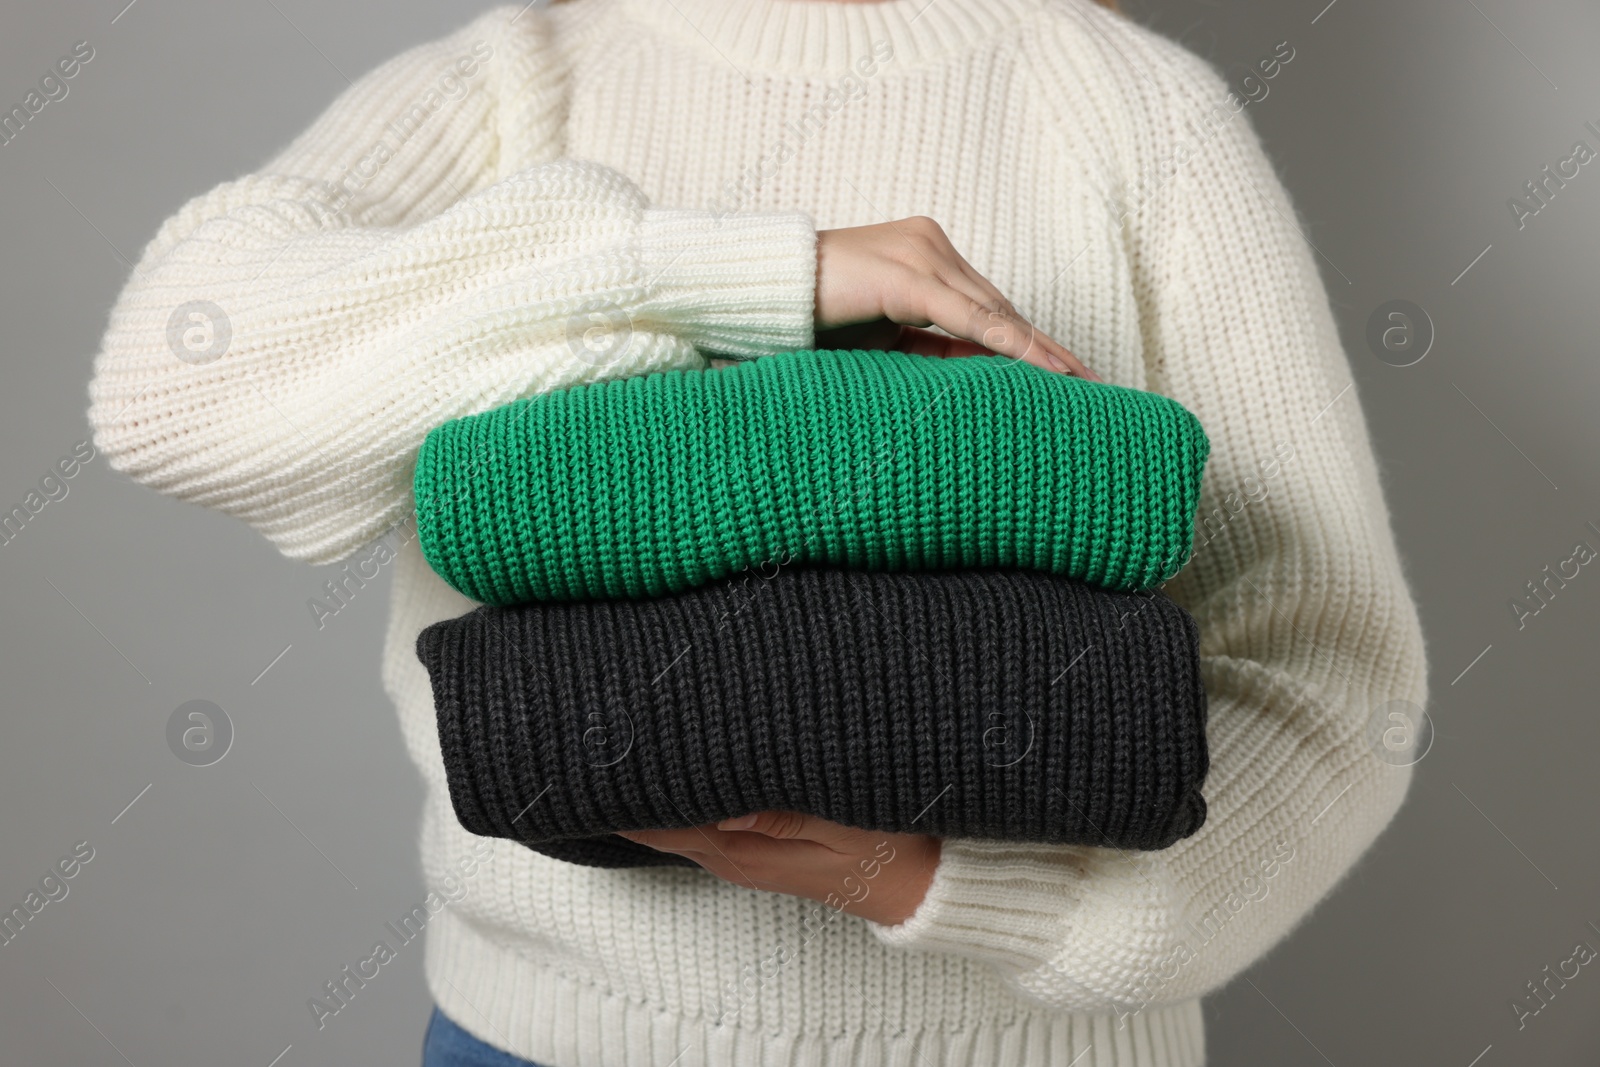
[414,349,1208,605]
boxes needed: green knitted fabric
[414,349,1209,605]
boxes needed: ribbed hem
[868,838,1160,976]
[637,208,817,358]
[425,906,1208,1066]
[616,0,1052,74]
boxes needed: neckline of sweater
[600,0,1054,75]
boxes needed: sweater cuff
[637,208,816,358]
[867,838,1162,980]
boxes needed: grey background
[1,0,1596,1063]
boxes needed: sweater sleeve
[866,29,1427,1018]
[85,5,816,565]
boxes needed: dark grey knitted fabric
[417,566,1209,869]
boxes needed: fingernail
[718,814,759,831]
[1046,354,1071,375]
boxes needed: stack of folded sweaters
[411,348,1212,869]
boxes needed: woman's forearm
[86,8,817,564]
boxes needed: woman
[87,0,1427,1064]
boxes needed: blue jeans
[422,1007,547,1067]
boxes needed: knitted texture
[85,2,1430,1064]
[414,348,1209,605]
[417,566,1208,868]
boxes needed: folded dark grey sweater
[417,566,1209,869]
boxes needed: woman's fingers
[943,254,1102,380]
[623,814,941,924]
[815,219,1102,381]
[934,252,1098,378]
[617,813,864,862]
[960,300,1100,381]
[1011,320,1100,381]
[910,284,1096,379]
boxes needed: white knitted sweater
[86,1,1428,1064]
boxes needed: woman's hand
[815,218,1101,380]
[618,812,942,926]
